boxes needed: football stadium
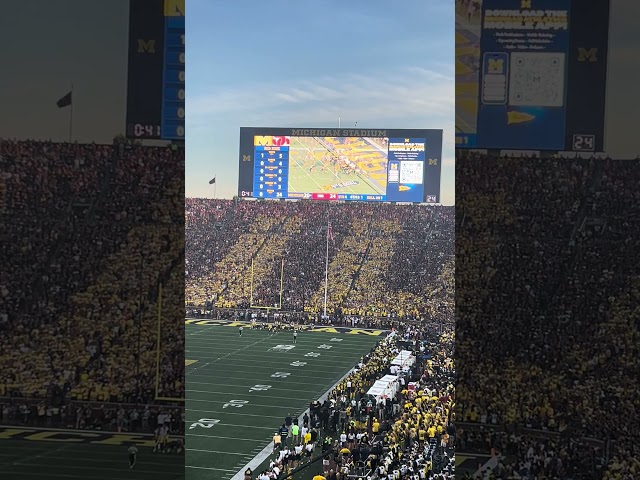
[185,196,457,479]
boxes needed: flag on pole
[56,91,72,108]
[209,176,216,184]
[328,223,334,242]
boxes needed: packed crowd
[0,140,184,432]
[256,322,456,480]
[185,199,454,322]
[0,400,185,435]
[456,152,640,478]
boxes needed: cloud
[186,66,454,129]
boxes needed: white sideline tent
[391,350,415,371]
[367,374,400,401]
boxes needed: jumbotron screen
[238,128,443,203]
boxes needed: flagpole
[69,82,74,142]
[214,177,216,199]
[323,222,329,318]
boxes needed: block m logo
[242,155,251,162]
[521,0,531,8]
[254,136,273,146]
[137,39,155,53]
[488,58,504,74]
[428,159,438,166]
[578,48,597,62]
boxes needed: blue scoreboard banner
[472,0,610,151]
[161,0,185,140]
[385,138,426,203]
[477,0,571,150]
[252,145,289,199]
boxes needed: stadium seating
[0,140,184,433]
[185,199,454,323]
[456,152,640,479]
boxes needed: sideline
[185,318,390,336]
[228,362,363,480]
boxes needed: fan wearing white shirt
[294,444,303,467]
[278,447,288,464]
[304,442,313,462]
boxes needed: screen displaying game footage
[238,128,443,203]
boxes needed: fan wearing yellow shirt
[273,432,282,453]
[372,419,380,433]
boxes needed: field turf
[185,322,384,480]
[0,438,183,480]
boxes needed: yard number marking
[190,418,220,429]
[250,384,272,392]
[223,400,249,409]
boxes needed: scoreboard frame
[126,0,185,141]
[238,127,443,204]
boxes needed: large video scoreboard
[125,0,185,141]
[238,128,443,203]
[455,0,609,152]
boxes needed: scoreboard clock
[572,134,595,152]
[126,0,185,141]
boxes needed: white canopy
[391,350,415,369]
[366,374,400,401]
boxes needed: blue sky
[186,0,456,204]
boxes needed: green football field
[0,439,183,480]
[287,137,385,196]
[185,323,384,480]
